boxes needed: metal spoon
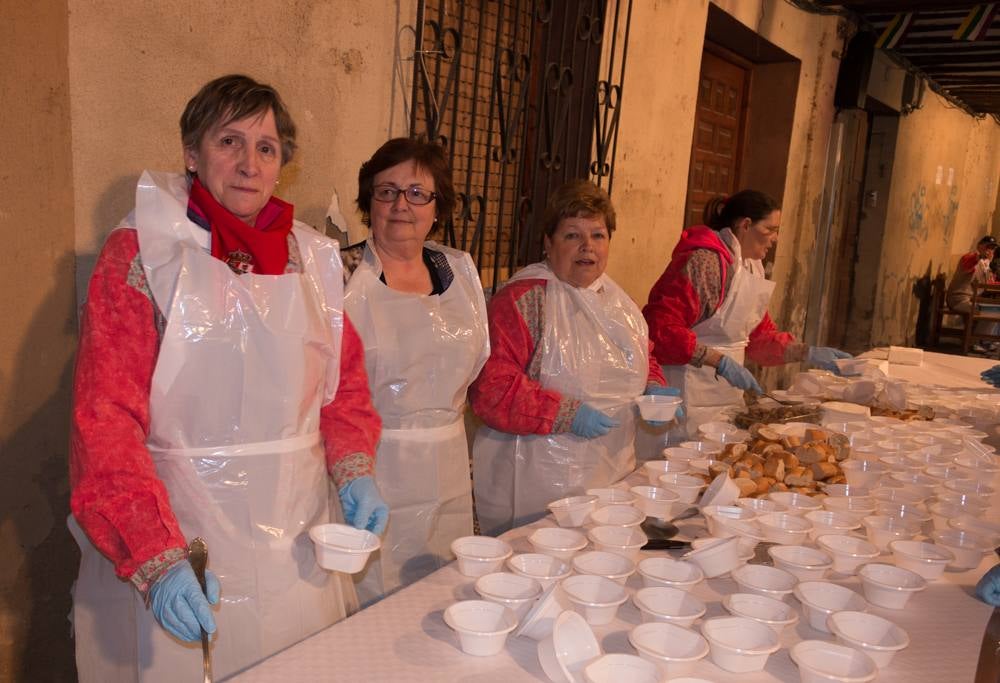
[188,538,213,683]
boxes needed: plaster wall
[0,2,77,679]
[69,0,414,300]
[870,91,1000,345]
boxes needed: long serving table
[231,351,1000,682]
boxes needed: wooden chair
[964,282,1000,353]
[929,274,971,349]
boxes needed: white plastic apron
[663,228,775,439]
[344,240,488,603]
[473,262,648,536]
[70,171,350,682]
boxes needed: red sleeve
[468,281,569,435]
[746,312,800,366]
[70,229,187,581]
[642,256,702,365]
[321,313,381,487]
[646,340,666,385]
[959,253,978,274]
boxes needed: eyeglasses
[372,185,437,206]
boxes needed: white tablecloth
[231,352,1000,682]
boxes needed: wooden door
[685,47,750,228]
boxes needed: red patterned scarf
[188,177,294,275]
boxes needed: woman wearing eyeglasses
[343,137,489,604]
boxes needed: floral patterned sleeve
[70,228,188,590]
[469,279,580,434]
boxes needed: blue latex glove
[338,475,389,535]
[807,346,853,373]
[715,355,763,393]
[570,403,620,439]
[981,365,1000,387]
[148,561,220,642]
[644,384,685,423]
[976,564,1000,606]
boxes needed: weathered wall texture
[606,0,843,366]
[70,0,414,300]
[870,92,1000,345]
[0,2,77,680]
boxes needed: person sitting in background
[947,235,999,354]
[469,179,670,536]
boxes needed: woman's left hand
[807,346,852,373]
[644,385,684,423]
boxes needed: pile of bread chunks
[697,424,851,497]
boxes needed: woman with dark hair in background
[643,190,851,438]
[344,137,489,603]
[69,74,385,681]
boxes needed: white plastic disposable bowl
[529,527,589,561]
[822,496,877,524]
[949,515,1000,545]
[928,501,970,532]
[703,504,758,538]
[875,503,932,535]
[922,464,972,482]
[794,581,867,633]
[658,473,706,504]
[790,640,877,683]
[698,420,738,440]
[887,472,937,498]
[682,536,742,578]
[560,574,628,626]
[474,572,542,619]
[635,394,682,422]
[587,525,646,561]
[700,473,740,508]
[637,556,704,590]
[816,534,880,575]
[688,457,723,475]
[507,553,571,589]
[679,440,724,455]
[732,563,798,601]
[643,459,680,485]
[633,585,707,628]
[722,592,799,634]
[827,610,909,669]
[861,515,919,551]
[443,599,517,656]
[857,563,927,609]
[736,497,787,515]
[587,504,644,529]
[452,536,514,577]
[572,550,636,585]
[583,653,660,683]
[840,460,887,489]
[944,478,996,497]
[700,616,780,673]
[548,495,599,527]
[537,610,602,682]
[930,529,993,570]
[805,510,861,541]
[888,540,954,580]
[822,484,871,499]
[629,485,681,519]
[628,621,709,677]
[938,493,990,515]
[871,487,925,506]
[586,487,636,507]
[768,491,824,515]
[514,582,567,641]
[768,545,833,581]
[309,523,381,574]
[665,446,703,461]
[757,512,812,545]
